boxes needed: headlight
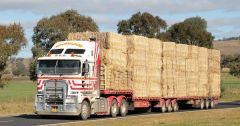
[37,96,44,102]
[65,96,76,103]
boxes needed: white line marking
[0,120,14,123]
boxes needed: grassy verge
[0,77,36,115]
[60,107,240,126]
[220,73,240,102]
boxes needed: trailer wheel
[205,99,209,109]
[110,99,119,117]
[200,99,204,110]
[173,102,179,112]
[120,99,128,117]
[161,102,166,113]
[167,103,172,112]
[210,99,215,108]
[80,100,90,120]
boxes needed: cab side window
[82,61,89,76]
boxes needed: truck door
[82,60,90,88]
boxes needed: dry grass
[0,78,35,115]
[213,40,240,55]
[59,107,240,126]
[0,102,34,115]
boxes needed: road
[0,101,239,126]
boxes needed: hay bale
[208,49,221,97]
[132,66,147,97]
[162,42,176,97]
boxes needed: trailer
[35,32,220,120]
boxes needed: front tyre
[80,100,90,120]
[110,99,119,117]
[120,99,128,117]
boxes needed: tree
[0,23,27,87]
[117,12,167,38]
[228,55,240,78]
[30,9,99,81]
[13,61,28,76]
[164,17,214,48]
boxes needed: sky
[0,0,239,58]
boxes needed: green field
[220,73,240,102]
[0,78,36,102]
[0,77,36,115]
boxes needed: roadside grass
[0,77,36,115]
[221,73,240,102]
[60,107,240,126]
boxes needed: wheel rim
[111,99,118,117]
[205,100,209,109]
[82,103,88,117]
[210,100,214,108]
[200,100,204,109]
[121,101,126,114]
[112,102,117,114]
[161,103,166,112]
[174,103,178,112]
[168,104,172,112]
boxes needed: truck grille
[44,80,67,105]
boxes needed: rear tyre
[167,103,173,112]
[80,100,90,120]
[210,99,215,108]
[120,99,128,117]
[110,99,119,117]
[173,102,179,112]
[205,99,209,109]
[200,99,204,110]
[161,102,166,113]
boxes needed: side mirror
[82,60,89,76]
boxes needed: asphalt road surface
[0,101,239,126]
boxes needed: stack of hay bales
[68,32,129,90]
[68,32,221,99]
[208,49,221,97]
[198,47,209,97]
[162,42,176,97]
[126,35,149,97]
[175,44,188,97]
[147,38,163,97]
[186,46,199,96]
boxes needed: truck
[35,32,221,120]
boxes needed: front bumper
[35,102,81,116]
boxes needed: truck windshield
[37,60,81,75]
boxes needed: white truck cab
[35,40,105,119]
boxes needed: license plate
[51,106,58,112]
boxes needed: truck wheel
[200,99,204,110]
[210,99,215,108]
[167,103,172,112]
[120,99,128,117]
[80,100,90,120]
[205,99,209,109]
[173,102,179,112]
[161,102,166,113]
[110,99,119,117]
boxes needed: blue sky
[0,0,239,58]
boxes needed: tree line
[0,9,235,86]
[221,55,240,78]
